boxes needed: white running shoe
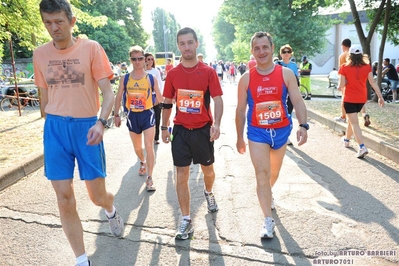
[335,116,346,123]
[260,217,275,239]
[357,147,369,158]
[107,211,125,237]
[342,137,350,148]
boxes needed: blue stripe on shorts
[43,114,106,180]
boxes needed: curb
[308,109,399,164]
[0,153,43,191]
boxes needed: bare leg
[142,127,155,176]
[176,166,190,216]
[129,131,145,162]
[248,140,286,218]
[51,180,85,258]
[85,177,114,213]
[346,112,364,145]
[270,145,287,188]
[200,164,215,192]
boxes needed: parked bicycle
[327,78,342,98]
[0,87,40,111]
[299,82,310,99]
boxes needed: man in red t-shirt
[164,58,173,77]
[161,27,223,240]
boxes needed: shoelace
[109,216,120,230]
[180,220,190,232]
[206,193,215,206]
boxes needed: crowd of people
[33,0,392,265]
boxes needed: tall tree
[151,8,181,55]
[80,0,148,47]
[218,0,331,61]
[212,11,235,61]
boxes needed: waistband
[174,123,211,131]
[46,114,97,123]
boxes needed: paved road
[0,81,398,266]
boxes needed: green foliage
[79,0,148,47]
[369,1,399,45]
[231,40,250,63]
[151,8,181,55]
[218,0,331,61]
[76,18,132,63]
[212,10,235,61]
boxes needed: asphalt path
[0,81,398,266]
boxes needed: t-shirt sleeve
[91,42,114,82]
[163,74,175,99]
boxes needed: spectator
[299,55,312,100]
[381,58,399,102]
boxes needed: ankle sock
[105,205,116,219]
[76,253,88,266]
[359,144,365,149]
[182,215,191,221]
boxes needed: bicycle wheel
[30,98,40,110]
[1,97,13,111]
[299,84,309,99]
[332,85,342,98]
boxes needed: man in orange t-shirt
[164,58,173,77]
[33,1,124,265]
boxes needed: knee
[56,194,77,212]
[89,193,109,207]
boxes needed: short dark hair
[341,38,351,48]
[384,58,390,63]
[250,32,273,49]
[177,27,198,43]
[39,0,74,22]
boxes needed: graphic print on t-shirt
[46,59,84,88]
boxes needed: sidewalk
[1,107,398,191]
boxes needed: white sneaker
[342,137,350,148]
[357,147,369,158]
[335,116,346,123]
[260,217,275,239]
[107,211,124,237]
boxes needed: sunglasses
[147,58,154,61]
[130,57,144,62]
[282,50,292,54]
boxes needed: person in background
[197,53,205,63]
[275,44,299,145]
[145,52,164,144]
[247,55,257,71]
[236,32,308,239]
[164,58,173,77]
[114,46,163,191]
[381,58,399,103]
[161,27,223,240]
[299,55,312,100]
[237,62,246,76]
[33,1,124,265]
[338,45,384,158]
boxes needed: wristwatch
[97,118,107,127]
[299,123,310,130]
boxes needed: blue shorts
[247,123,293,149]
[44,114,106,181]
[389,79,398,91]
[126,109,155,134]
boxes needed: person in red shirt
[161,27,223,240]
[338,45,384,158]
[235,31,308,239]
[164,58,173,77]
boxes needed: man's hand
[296,127,308,146]
[236,138,246,154]
[210,125,220,142]
[86,123,104,145]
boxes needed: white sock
[76,253,88,266]
[204,190,212,194]
[105,205,116,218]
[182,215,191,221]
[141,159,146,164]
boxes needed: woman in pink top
[337,45,384,158]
